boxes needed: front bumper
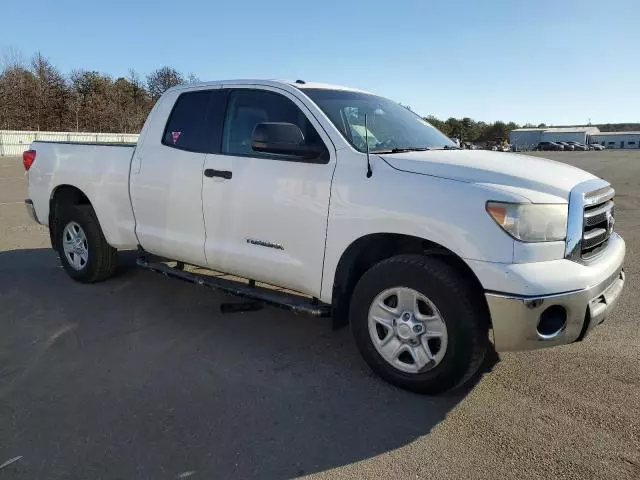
[484,236,626,352]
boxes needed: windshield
[302,88,456,153]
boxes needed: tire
[349,254,488,394]
[55,204,117,283]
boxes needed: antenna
[364,114,372,178]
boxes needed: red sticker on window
[171,131,181,144]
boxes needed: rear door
[130,87,224,265]
[201,86,336,296]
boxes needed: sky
[1,0,639,125]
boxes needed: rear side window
[162,90,226,153]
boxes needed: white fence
[0,130,140,156]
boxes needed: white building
[508,127,546,148]
[510,126,640,150]
[510,126,600,149]
[540,126,601,143]
[589,131,640,149]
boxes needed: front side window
[302,89,455,153]
[222,89,326,158]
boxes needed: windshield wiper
[432,145,462,150]
[372,147,432,154]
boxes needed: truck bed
[28,141,139,249]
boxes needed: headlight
[486,202,568,242]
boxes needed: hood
[379,150,597,202]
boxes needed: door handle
[204,169,232,180]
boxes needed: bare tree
[0,62,38,130]
[128,69,145,105]
[147,66,183,100]
[127,69,153,130]
[0,52,178,133]
[186,73,201,84]
[1,46,25,70]
[31,52,70,130]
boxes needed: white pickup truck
[24,79,626,394]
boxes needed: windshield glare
[302,88,455,153]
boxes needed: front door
[202,87,336,296]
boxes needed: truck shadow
[0,248,499,479]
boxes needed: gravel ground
[1,151,639,479]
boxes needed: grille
[581,187,615,259]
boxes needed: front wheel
[350,254,488,394]
[56,205,117,283]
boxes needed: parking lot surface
[1,151,639,479]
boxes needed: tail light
[23,150,36,171]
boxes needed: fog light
[537,305,567,339]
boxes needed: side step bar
[137,258,332,317]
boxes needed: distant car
[567,141,589,151]
[589,143,605,151]
[557,142,575,151]
[537,141,564,151]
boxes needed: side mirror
[251,122,323,159]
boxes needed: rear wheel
[56,205,117,283]
[62,221,89,271]
[350,254,488,394]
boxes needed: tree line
[1,52,637,139]
[0,52,194,133]
[424,116,521,144]
[420,117,640,144]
